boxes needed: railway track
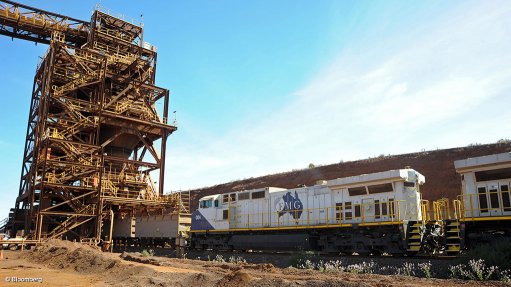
[187,249,459,260]
[113,246,459,270]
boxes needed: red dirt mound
[189,143,511,211]
[23,239,120,274]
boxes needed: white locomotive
[191,169,426,254]
[453,152,511,250]
[455,152,511,219]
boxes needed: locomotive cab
[193,194,226,230]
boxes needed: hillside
[188,142,511,211]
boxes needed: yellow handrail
[227,199,410,229]
[421,199,430,224]
[453,199,463,219]
[456,189,511,219]
[432,198,451,221]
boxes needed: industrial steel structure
[0,0,189,244]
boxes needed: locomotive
[191,169,430,255]
[454,152,511,249]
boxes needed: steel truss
[0,0,88,45]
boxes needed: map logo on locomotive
[275,191,303,220]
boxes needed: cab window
[200,199,213,208]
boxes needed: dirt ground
[0,240,508,287]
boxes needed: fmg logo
[275,191,303,220]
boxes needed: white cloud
[165,2,511,192]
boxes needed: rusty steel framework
[0,0,88,45]
[1,1,189,242]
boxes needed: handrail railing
[224,200,412,229]
[433,198,451,221]
[453,199,463,219]
[421,199,430,224]
[0,0,88,45]
[457,190,511,219]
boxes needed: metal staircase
[46,204,96,239]
[179,191,191,214]
[444,220,462,255]
[406,221,423,254]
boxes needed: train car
[191,169,427,255]
[454,152,511,249]
[106,213,191,248]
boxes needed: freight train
[189,152,511,256]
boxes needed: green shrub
[288,250,317,267]
[228,256,247,264]
[140,249,154,257]
[345,261,375,274]
[449,259,504,281]
[418,262,432,278]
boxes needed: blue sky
[1,1,510,218]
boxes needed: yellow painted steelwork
[433,198,451,221]
[191,221,405,233]
[456,189,511,220]
[460,216,511,222]
[193,198,411,233]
